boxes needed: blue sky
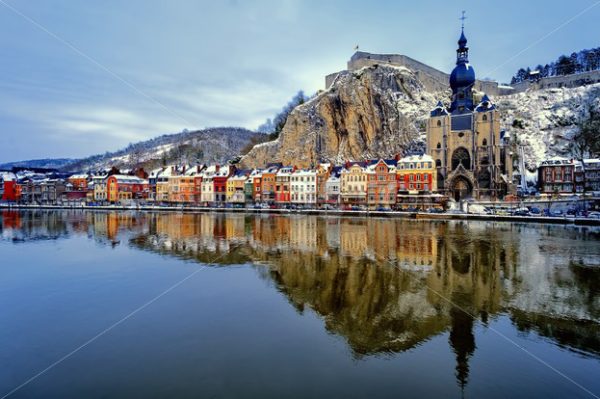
[0,0,599,162]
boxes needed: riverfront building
[426,27,514,201]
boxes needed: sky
[0,0,599,162]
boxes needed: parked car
[427,208,444,213]
[529,207,541,215]
[587,211,600,219]
[513,208,530,216]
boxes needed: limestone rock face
[242,63,600,171]
[242,65,440,168]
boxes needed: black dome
[450,63,475,91]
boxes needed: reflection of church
[426,27,514,200]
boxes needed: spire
[456,11,469,64]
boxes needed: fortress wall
[338,52,500,96]
[511,69,600,93]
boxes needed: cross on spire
[460,11,467,30]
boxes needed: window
[435,159,441,167]
[482,138,487,146]
[482,114,488,122]
[437,120,441,127]
[436,142,441,149]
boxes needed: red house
[213,165,235,204]
[1,173,17,202]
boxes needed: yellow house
[340,162,367,207]
[226,172,248,203]
[397,154,437,193]
[93,177,107,202]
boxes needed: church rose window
[451,147,471,170]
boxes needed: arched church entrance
[451,176,473,201]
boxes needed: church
[426,26,514,201]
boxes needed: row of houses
[0,155,444,209]
[537,157,600,194]
[2,155,598,208]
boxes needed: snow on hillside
[62,127,263,172]
[497,83,600,170]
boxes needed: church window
[482,114,488,122]
[435,159,441,167]
[482,138,487,146]
[451,147,471,170]
[437,120,442,127]
[437,142,441,149]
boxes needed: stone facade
[426,29,513,201]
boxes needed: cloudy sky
[0,0,598,162]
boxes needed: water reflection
[2,210,599,390]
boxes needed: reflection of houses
[339,219,368,257]
[119,211,598,388]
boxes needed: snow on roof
[110,175,148,184]
[399,154,434,163]
[68,174,89,180]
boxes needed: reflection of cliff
[124,212,600,389]
[10,210,598,388]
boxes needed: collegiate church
[426,26,514,200]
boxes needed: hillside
[242,64,440,168]
[0,158,74,170]
[242,63,600,170]
[60,127,263,172]
[497,84,600,169]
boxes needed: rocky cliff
[242,62,600,171]
[242,65,441,168]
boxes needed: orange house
[252,173,263,202]
[260,163,281,205]
[106,175,149,203]
[366,159,398,209]
[68,174,89,191]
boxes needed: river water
[1,210,599,398]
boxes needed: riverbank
[2,203,600,226]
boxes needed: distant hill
[63,127,265,172]
[1,127,266,173]
[0,158,74,170]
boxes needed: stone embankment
[2,204,599,226]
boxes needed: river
[1,210,599,398]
